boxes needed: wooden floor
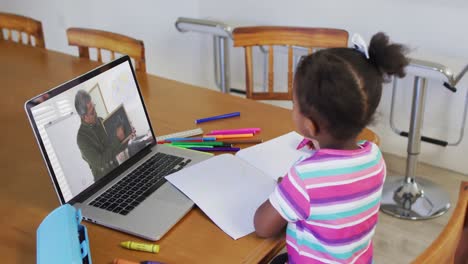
[271,152,467,263]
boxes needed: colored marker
[120,241,160,253]
[207,133,254,139]
[296,138,311,150]
[207,128,261,135]
[221,139,263,144]
[165,137,216,142]
[171,141,226,146]
[113,259,165,264]
[188,147,240,152]
[171,144,214,149]
[195,112,240,124]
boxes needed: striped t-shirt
[269,141,386,264]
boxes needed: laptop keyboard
[89,152,191,215]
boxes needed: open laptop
[25,56,210,241]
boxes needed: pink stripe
[287,235,372,263]
[309,203,381,226]
[351,241,373,264]
[303,159,384,186]
[319,141,372,156]
[280,169,310,216]
[310,187,383,207]
[307,171,385,199]
[302,214,378,241]
[286,245,328,264]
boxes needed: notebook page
[235,131,313,180]
[166,154,276,240]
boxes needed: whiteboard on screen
[44,112,94,196]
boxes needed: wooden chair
[233,26,380,145]
[66,28,146,72]
[232,26,348,100]
[0,12,45,48]
[412,181,468,264]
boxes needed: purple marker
[188,147,240,152]
[195,112,240,124]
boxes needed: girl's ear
[304,117,318,137]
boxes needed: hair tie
[351,33,369,59]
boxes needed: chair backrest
[0,12,45,48]
[66,27,146,72]
[232,26,348,100]
[412,181,468,264]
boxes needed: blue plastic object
[37,204,92,264]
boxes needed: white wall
[197,0,468,175]
[1,0,467,174]
[0,0,207,87]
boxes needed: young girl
[254,32,408,264]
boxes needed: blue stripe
[308,197,381,220]
[300,151,382,179]
[287,229,370,259]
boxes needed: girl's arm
[254,199,287,238]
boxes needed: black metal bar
[399,131,448,147]
[443,82,457,93]
[229,88,246,95]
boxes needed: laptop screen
[26,57,155,203]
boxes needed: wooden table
[0,41,288,264]
[0,40,379,263]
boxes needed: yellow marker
[120,241,160,253]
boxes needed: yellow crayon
[120,241,160,253]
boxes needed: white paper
[166,131,315,240]
[166,154,277,239]
[236,131,313,180]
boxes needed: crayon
[120,241,160,253]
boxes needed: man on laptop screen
[25,56,210,240]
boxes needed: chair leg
[270,252,288,264]
[381,76,451,220]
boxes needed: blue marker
[195,112,240,124]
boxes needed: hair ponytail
[368,32,409,78]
